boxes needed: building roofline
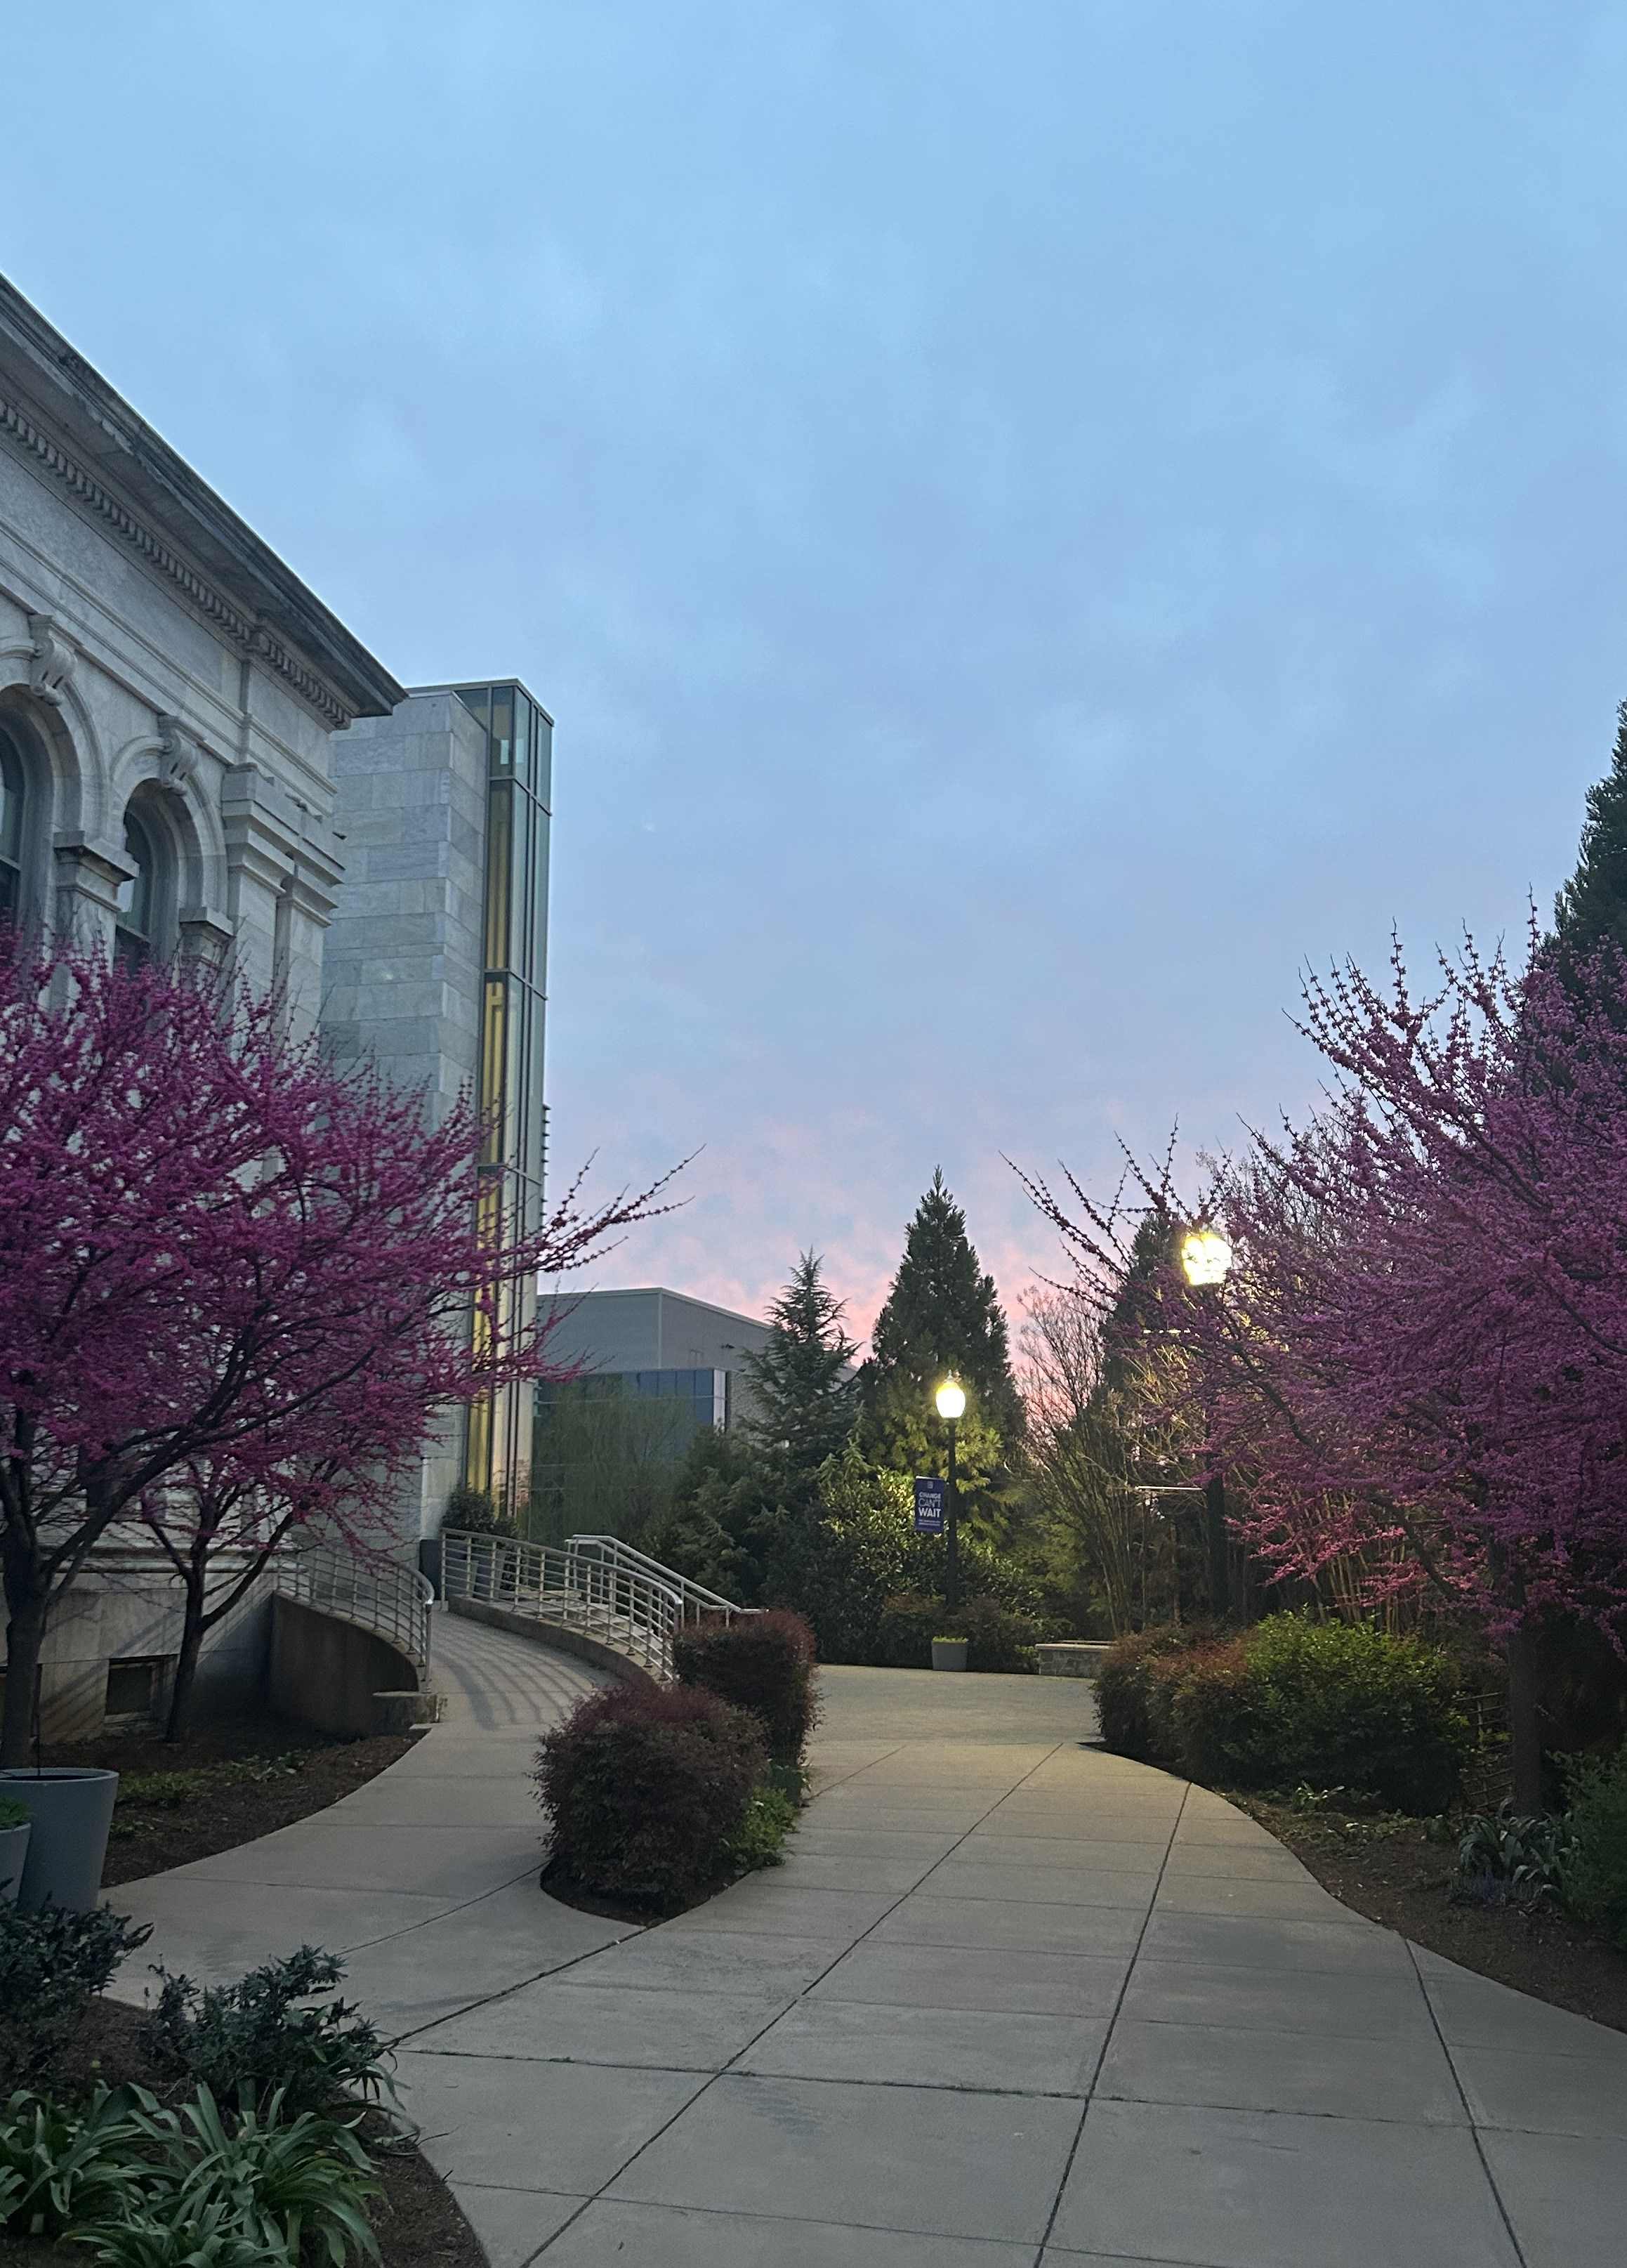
[0,274,404,728]
[409,679,555,728]
[543,1285,769,1333]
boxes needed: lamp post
[935,1378,966,1611]
[1179,1226,1233,1623]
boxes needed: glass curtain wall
[454,682,553,1515]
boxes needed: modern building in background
[539,1288,773,1437]
[324,681,553,1538]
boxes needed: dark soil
[1241,1793,1627,2034]
[28,1714,421,1886]
[0,2000,481,2268]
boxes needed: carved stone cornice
[0,389,357,726]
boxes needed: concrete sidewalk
[117,1627,1627,2267]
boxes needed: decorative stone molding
[25,610,73,704]
[155,712,198,787]
[0,393,354,729]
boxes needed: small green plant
[142,1950,394,2118]
[0,2086,150,2239]
[1559,1744,1627,1948]
[1452,1803,1576,1908]
[71,2190,290,2268]
[0,1903,152,2079]
[125,2085,380,2268]
[0,1795,30,1828]
[119,1773,209,1811]
[722,1785,797,1874]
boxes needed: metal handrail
[275,1545,434,1676]
[564,1532,755,1628]
[440,1528,746,1677]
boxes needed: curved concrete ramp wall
[270,1592,428,1737]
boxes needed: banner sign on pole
[913,1476,945,1535]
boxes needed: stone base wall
[268,1594,423,1738]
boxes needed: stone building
[0,274,552,1728]
[324,681,554,1538]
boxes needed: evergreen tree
[742,1252,860,1481]
[1553,700,1627,960]
[859,1169,1024,1494]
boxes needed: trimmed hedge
[535,1683,766,1903]
[673,1611,821,1767]
[1096,1614,1473,1814]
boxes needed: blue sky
[7,3,1627,1335]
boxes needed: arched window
[114,808,159,968]
[0,724,25,927]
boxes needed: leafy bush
[1560,1743,1627,1947]
[0,1903,152,2080]
[721,1785,797,1873]
[536,1682,768,1904]
[0,2085,150,2239]
[143,1950,393,2119]
[122,2085,379,2268]
[1095,1615,1470,1812]
[672,1611,820,1766]
[1,2083,379,2268]
[1453,1804,1576,1909]
[1095,1627,1208,1761]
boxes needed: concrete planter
[0,1768,119,1913]
[931,1637,970,1672]
[0,1819,29,1903]
[1034,1641,1112,1679]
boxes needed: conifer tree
[743,1252,859,1480]
[1553,700,1627,959]
[859,1169,1023,1486]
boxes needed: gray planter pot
[0,1769,119,1913]
[0,1820,30,1904]
[931,1637,969,1672]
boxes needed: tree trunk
[1,1598,47,1766]
[1504,1622,1544,1813]
[164,1587,207,1742]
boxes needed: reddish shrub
[672,1611,821,1767]
[534,1682,766,1903]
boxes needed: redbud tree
[1022,929,1627,1809]
[0,936,676,1764]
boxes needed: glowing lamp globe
[1180,1226,1233,1288]
[935,1379,967,1422]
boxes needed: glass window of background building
[531,1369,730,1543]
[455,682,553,1513]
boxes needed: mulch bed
[0,2001,481,2268]
[27,1713,421,1886]
[1239,1793,1627,2033]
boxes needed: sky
[6,3,1627,1343]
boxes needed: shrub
[0,1903,152,2081]
[536,1682,767,1904]
[1232,1615,1470,1812]
[672,1611,820,1767]
[142,1950,393,2119]
[955,1596,1046,1673]
[1560,1743,1627,1948]
[1095,1627,1208,1762]
[121,2085,380,2268]
[1095,1615,1471,1812]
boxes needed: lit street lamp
[935,1377,966,1612]
[1180,1226,1233,1620]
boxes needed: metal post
[945,1420,962,1613]
[1206,1467,1230,1623]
